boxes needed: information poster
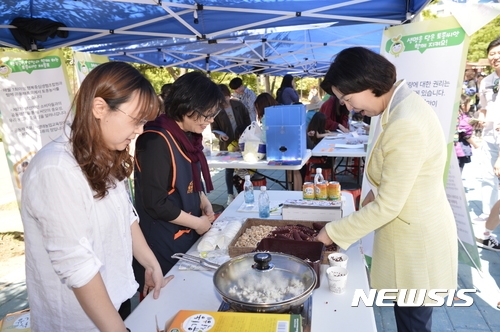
[73,51,108,87]
[0,49,73,201]
[379,16,480,268]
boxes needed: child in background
[454,94,479,172]
[307,112,338,146]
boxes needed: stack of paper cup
[328,253,348,269]
[326,266,348,294]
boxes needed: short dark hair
[164,72,224,122]
[320,47,397,97]
[229,77,243,90]
[487,37,500,53]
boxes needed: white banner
[0,49,72,201]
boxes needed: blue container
[264,104,306,161]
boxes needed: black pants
[394,303,432,332]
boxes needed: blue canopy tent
[0,0,431,76]
[76,23,385,77]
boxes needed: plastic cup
[328,253,348,269]
[326,266,348,294]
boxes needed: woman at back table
[133,72,225,289]
[319,94,350,132]
[276,74,299,105]
[316,47,457,332]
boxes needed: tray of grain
[228,218,339,264]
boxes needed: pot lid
[213,252,316,305]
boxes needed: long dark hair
[276,74,294,103]
[307,112,327,146]
[254,93,279,121]
[70,61,161,199]
[164,72,224,122]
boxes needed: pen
[270,203,284,213]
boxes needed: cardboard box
[281,206,342,222]
[228,218,338,264]
[165,310,302,332]
[0,309,30,332]
[281,201,342,222]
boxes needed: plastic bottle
[258,186,270,218]
[243,174,254,206]
[313,168,325,200]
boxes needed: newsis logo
[351,289,477,307]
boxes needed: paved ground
[1,144,499,331]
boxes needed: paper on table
[334,143,364,149]
[237,200,282,215]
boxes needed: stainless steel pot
[172,252,317,313]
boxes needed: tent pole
[458,237,483,277]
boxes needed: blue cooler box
[265,104,306,161]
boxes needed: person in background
[463,68,478,117]
[254,92,279,144]
[316,47,457,332]
[276,74,299,105]
[319,95,350,133]
[212,84,251,205]
[229,77,257,122]
[474,37,500,222]
[302,112,333,184]
[21,62,172,331]
[307,112,337,146]
[308,85,318,101]
[305,95,324,128]
[454,94,479,172]
[473,72,488,138]
[133,72,224,291]
[228,123,255,193]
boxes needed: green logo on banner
[3,56,62,74]
[77,60,101,75]
[386,28,465,56]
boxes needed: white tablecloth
[125,191,376,332]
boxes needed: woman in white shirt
[21,62,172,332]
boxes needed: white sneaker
[226,194,235,206]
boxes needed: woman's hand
[220,134,229,141]
[361,190,375,208]
[338,124,349,133]
[195,215,213,235]
[143,267,174,299]
[315,227,333,246]
[203,205,215,223]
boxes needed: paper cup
[328,253,348,269]
[326,266,348,294]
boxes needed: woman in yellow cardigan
[317,47,457,332]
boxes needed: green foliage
[420,9,438,21]
[130,64,178,94]
[468,16,500,63]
